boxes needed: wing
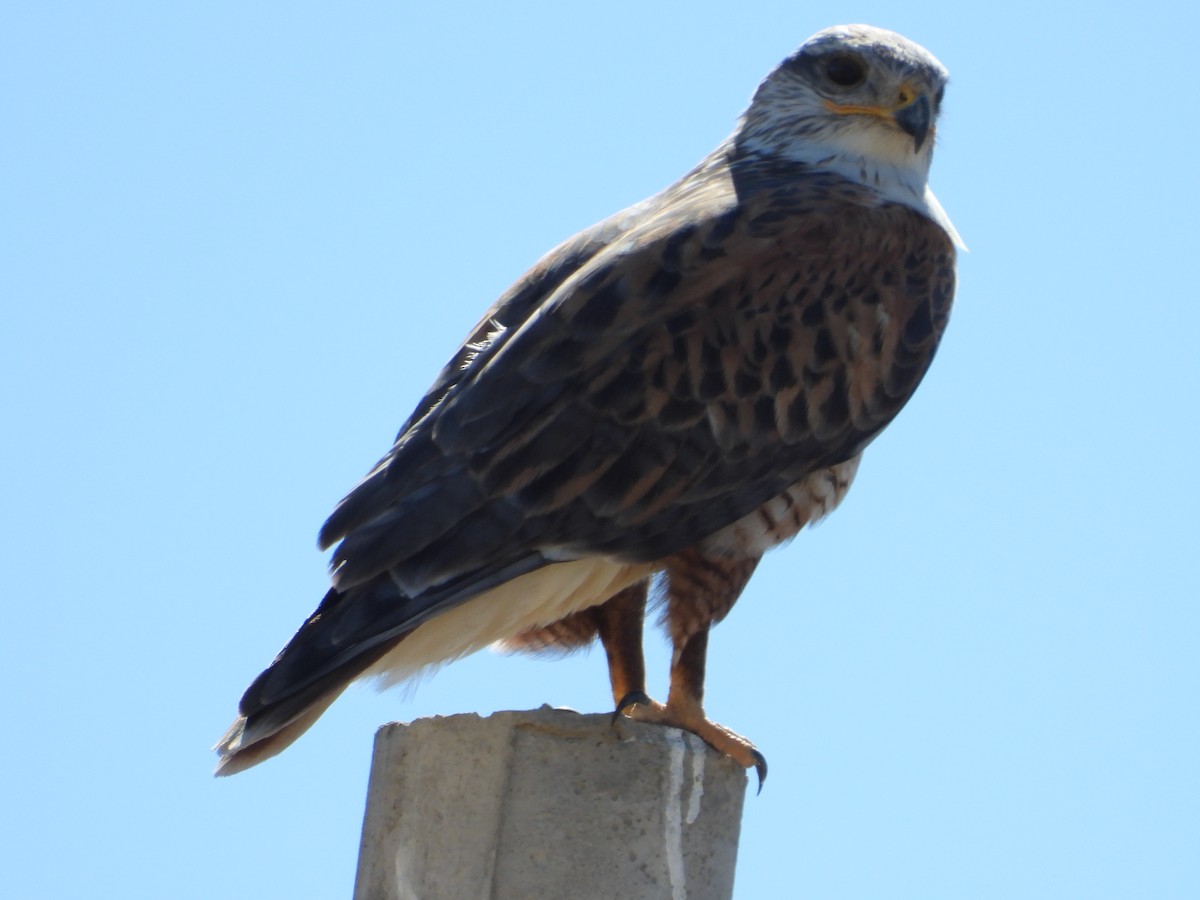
[322,151,954,590]
[224,150,954,768]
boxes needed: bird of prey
[215,24,961,782]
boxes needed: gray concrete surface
[353,706,748,899]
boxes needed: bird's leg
[619,549,767,787]
[594,580,652,712]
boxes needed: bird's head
[738,25,950,195]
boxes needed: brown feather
[216,24,958,774]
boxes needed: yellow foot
[613,690,768,791]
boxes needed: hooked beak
[894,93,932,151]
[824,86,934,153]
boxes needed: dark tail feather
[213,555,548,775]
[212,585,403,775]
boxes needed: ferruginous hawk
[215,24,961,784]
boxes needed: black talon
[612,689,652,723]
[751,749,768,794]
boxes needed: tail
[213,583,403,776]
[213,690,344,777]
[213,557,655,775]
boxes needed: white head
[737,25,961,244]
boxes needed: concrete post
[353,706,748,900]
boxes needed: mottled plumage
[215,24,960,779]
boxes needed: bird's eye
[825,54,866,87]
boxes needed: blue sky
[3,2,1198,897]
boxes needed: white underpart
[700,455,862,558]
[365,557,656,688]
[365,463,861,694]
[368,461,861,692]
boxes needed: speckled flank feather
[701,456,862,558]
[215,24,958,774]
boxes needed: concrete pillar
[353,706,748,900]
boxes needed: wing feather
[326,150,953,588]
[223,149,955,769]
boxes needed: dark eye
[825,54,866,87]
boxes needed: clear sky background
[3,2,1198,897]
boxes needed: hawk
[215,24,961,783]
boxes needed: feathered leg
[613,548,767,787]
[501,578,652,710]
[593,581,650,706]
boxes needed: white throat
[818,150,964,250]
[738,113,966,250]
[784,130,966,250]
